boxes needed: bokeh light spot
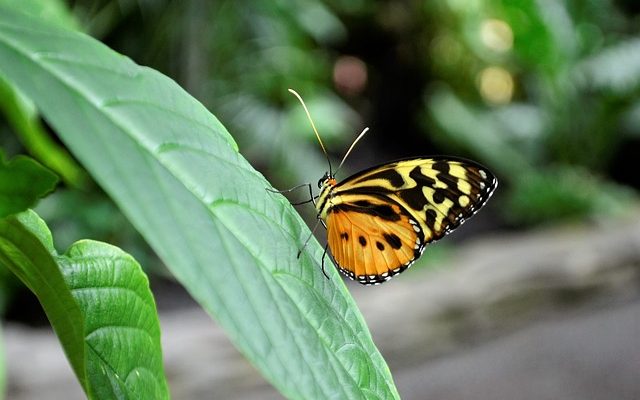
[480,19,513,53]
[478,66,514,104]
[333,55,368,96]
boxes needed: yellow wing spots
[459,194,470,207]
[456,179,472,195]
[434,180,448,189]
[417,165,440,183]
[448,163,468,179]
[417,185,467,234]
[421,186,456,211]
[421,186,435,202]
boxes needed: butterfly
[279,89,497,285]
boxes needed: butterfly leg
[266,183,317,205]
[296,218,322,258]
[291,196,319,206]
[320,244,330,280]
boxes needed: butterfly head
[317,172,337,189]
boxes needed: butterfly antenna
[336,127,369,174]
[288,88,333,176]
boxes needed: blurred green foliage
[425,0,640,224]
[1,0,639,314]
[63,0,640,225]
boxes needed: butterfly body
[316,157,497,285]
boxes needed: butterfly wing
[326,195,424,285]
[325,157,497,284]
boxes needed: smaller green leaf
[59,240,169,399]
[0,210,85,382]
[0,152,58,218]
[0,211,168,399]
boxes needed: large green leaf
[0,210,169,399]
[0,0,79,30]
[0,152,58,218]
[0,6,399,400]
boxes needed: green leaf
[0,6,399,399]
[0,211,86,386]
[0,210,169,399]
[0,152,58,218]
[60,240,169,399]
[0,0,79,31]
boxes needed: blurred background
[1,0,640,399]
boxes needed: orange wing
[326,200,423,285]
